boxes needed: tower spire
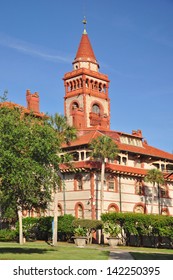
[82,16,87,34]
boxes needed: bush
[58,214,76,241]
[72,219,103,230]
[0,229,17,241]
[74,226,87,237]
[36,216,53,241]
[16,217,38,241]
[101,212,173,248]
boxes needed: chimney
[26,89,40,113]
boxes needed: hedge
[72,219,103,230]
[101,212,173,247]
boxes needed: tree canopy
[0,106,75,219]
[89,135,119,161]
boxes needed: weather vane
[82,16,87,34]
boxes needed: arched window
[86,79,89,88]
[74,174,83,190]
[72,102,79,110]
[92,104,100,114]
[70,81,73,91]
[161,208,169,216]
[99,83,102,92]
[134,204,146,214]
[75,203,84,218]
[108,203,119,213]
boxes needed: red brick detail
[75,202,84,218]
[108,203,119,212]
[133,202,147,214]
[26,89,40,113]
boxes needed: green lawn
[0,242,109,260]
[130,251,173,260]
[1,242,173,260]
[119,246,173,260]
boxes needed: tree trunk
[151,183,155,214]
[100,160,105,215]
[18,208,23,245]
[157,184,161,215]
[52,189,58,246]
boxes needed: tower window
[72,102,79,110]
[92,104,100,114]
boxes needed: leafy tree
[0,106,73,244]
[144,169,165,214]
[89,135,119,215]
[0,90,8,102]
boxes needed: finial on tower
[82,16,87,34]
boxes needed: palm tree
[50,113,77,144]
[144,168,164,214]
[50,113,77,246]
[90,135,119,215]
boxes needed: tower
[63,19,110,130]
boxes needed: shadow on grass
[130,252,173,260]
[0,247,54,255]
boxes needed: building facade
[56,22,173,219]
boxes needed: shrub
[58,214,76,241]
[36,216,53,241]
[74,226,87,237]
[101,212,173,248]
[104,222,121,237]
[0,229,17,241]
[72,219,103,230]
[15,217,38,241]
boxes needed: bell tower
[63,19,110,130]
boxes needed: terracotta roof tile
[74,33,98,64]
[63,128,173,161]
[0,101,45,118]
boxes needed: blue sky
[0,0,173,153]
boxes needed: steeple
[63,19,110,130]
[73,18,99,72]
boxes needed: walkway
[109,250,134,260]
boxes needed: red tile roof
[60,160,173,180]
[63,128,173,161]
[0,101,45,118]
[73,33,98,64]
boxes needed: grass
[0,242,173,260]
[130,252,173,260]
[118,245,173,260]
[0,242,109,260]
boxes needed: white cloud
[0,33,72,63]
